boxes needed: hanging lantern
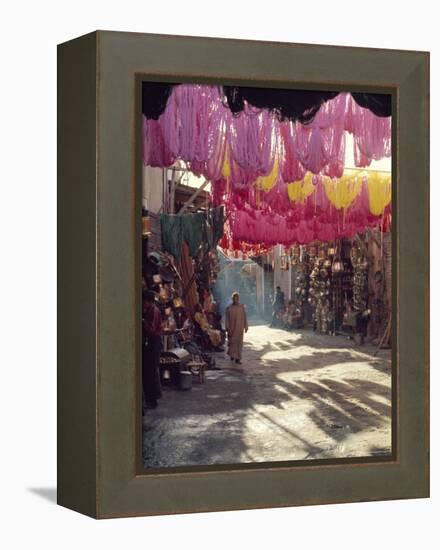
[290,245,300,266]
[332,259,344,273]
[350,245,360,265]
[280,255,289,270]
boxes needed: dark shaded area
[351,92,392,117]
[142,82,177,120]
[141,82,392,121]
[223,86,339,123]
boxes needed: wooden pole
[178,179,210,214]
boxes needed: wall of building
[142,165,164,214]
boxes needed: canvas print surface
[140,82,392,469]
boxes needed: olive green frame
[57,30,429,519]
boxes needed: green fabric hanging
[208,206,225,250]
[182,212,207,257]
[160,214,183,260]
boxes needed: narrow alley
[143,323,392,468]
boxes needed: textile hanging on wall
[182,212,208,257]
[207,206,225,250]
[162,211,220,259]
[160,214,183,260]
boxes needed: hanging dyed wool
[227,106,277,176]
[294,93,347,177]
[279,121,307,183]
[367,173,392,216]
[323,173,363,210]
[143,85,392,184]
[255,154,280,192]
[143,117,175,167]
[345,94,392,167]
[287,174,317,203]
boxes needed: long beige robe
[225,303,248,360]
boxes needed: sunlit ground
[143,323,392,468]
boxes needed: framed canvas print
[57,31,429,518]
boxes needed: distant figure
[270,286,285,327]
[225,292,248,365]
[142,290,163,410]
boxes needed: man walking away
[225,292,248,365]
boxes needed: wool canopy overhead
[143,82,392,251]
[142,82,392,121]
[143,87,391,179]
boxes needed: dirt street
[143,323,392,468]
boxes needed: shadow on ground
[143,324,392,468]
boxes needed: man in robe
[225,292,248,364]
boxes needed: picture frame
[57,30,429,519]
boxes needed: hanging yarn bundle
[142,84,392,250]
[143,85,392,183]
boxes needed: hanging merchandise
[287,174,316,203]
[345,94,392,166]
[323,174,363,210]
[146,83,392,256]
[182,212,207,257]
[290,245,300,266]
[367,173,392,216]
[161,208,226,260]
[143,86,391,183]
[309,255,333,334]
[294,248,310,324]
[351,245,369,313]
[160,214,184,260]
[207,205,225,251]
